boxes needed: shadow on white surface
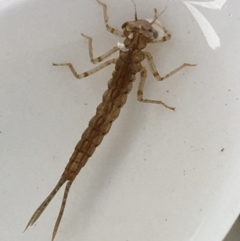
[223,215,240,241]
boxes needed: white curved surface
[0,0,240,241]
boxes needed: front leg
[96,0,124,37]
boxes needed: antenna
[131,0,138,20]
[150,1,169,24]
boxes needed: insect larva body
[25,1,195,240]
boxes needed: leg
[137,67,175,110]
[96,0,124,37]
[144,52,196,81]
[81,33,119,64]
[53,58,117,79]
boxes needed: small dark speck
[165,219,168,221]
[84,103,88,105]
[228,89,231,91]
[166,90,169,93]
[221,148,224,152]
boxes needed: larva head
[121,19,158,50]
[122,19,158,40]
[121,7,164,50]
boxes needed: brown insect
[25,0,195,240]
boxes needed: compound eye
[122,22,128,29]
[153,30,158,39]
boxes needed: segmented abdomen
[63,52,136,181]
